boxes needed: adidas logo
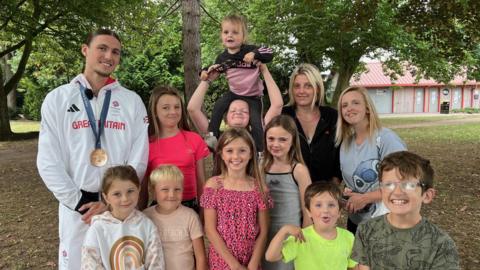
[67,104,80,112]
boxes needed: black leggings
[347,218,358,235]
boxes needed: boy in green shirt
[265,182,358,270]
[352,151,460,270]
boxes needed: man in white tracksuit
[37,29,148,270]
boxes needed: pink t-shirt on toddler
[147,130,210,200]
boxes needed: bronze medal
[90,148,108,167]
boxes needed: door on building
[368,88,392,113]
[464,88,471,108]
[394,88,414,113]
[452,88,462,109]
[473,90,480,108]
[414,88,424,113]
[428,88,439,113]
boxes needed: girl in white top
[143,165,207,270]
[81,165,164,270]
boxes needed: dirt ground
[1,118,479,269]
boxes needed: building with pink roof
[349,62,480,113]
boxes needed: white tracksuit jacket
[37,74,149,270]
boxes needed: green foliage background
[3,0,479,120]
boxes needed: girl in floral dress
[201,128,272,270]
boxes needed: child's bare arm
[247,209,269,270]
[187,81,211,134]
[192,236,208,270]
[265,224,304,262]
[260,64,283,126]
[292,164,313,227]
[195,159,207,206]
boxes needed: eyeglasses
[380,181,425,192]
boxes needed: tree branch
[0,12,62,58]
[4,37,33,96]
[3,0,41,95]
[0,0,28,31]
[199,3,219,25]
[224,0,241,13]
[154,0,181,24]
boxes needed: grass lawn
[1,116,479,269]
[9,120,40,133]
[394,123,480,142]
[380,114,470,126]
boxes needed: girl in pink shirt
[139,86,210,211]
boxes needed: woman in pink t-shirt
[139,86,210,212]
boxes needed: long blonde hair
[213,128,266,200]
[147,86,191,139]
[335,86,381,148]
[286,63,325,108]
[262,115,305,173]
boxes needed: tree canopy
[1,0,479,140]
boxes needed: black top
[282,105,341,182]
[215,44,273,66]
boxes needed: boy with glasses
[352,151,460,270]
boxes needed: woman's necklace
[296,109,320,122]
[296,109,320,142]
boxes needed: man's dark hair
[84,28,121,46]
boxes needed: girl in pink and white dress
[201,128,273,270]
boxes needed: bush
[451,107,480,114]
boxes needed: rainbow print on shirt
[109,236,145,270]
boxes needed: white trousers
[58,204,89,270]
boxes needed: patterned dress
[200,177,273,270]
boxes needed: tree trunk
[0,28,34,140]
[331,63,357,107]
[0,71,12,140]
[1,54,17,113]
[181,0,201,102]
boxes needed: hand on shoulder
[204,176,222,189]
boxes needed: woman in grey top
[261,115,312,270]
[335,86,406,234]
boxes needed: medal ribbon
[79,84,112,149]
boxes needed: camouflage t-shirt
[352,215,460,270]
